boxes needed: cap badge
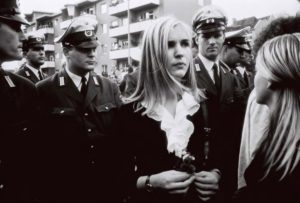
[85,30,93,37]
[36,37,42,42]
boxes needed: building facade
[24,0,209,76]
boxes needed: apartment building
[24,0,211,76]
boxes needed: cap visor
[75,40,99,48]
[197,26,225,34]
[0,15,29,25]
[236,44,251,51]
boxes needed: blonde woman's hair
[126,16,204,114]
[250,33,300,182]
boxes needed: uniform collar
[65,67,89,89]
[26,64,40,78]
[198,53,219,71]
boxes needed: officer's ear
[63,46,71,58]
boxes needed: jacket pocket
[51,107,77,116]
[95,103,117,113]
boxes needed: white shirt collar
[198,53,219,72]
[236,66,245,75]
[65,67,89,91]
[26,64,40,78]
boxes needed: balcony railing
[59,15,97,30]
[109,19,154,37]
[109,46,141,60]
[109,0,160,16]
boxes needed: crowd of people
[0,0,299,202]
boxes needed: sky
[19,0,300,21]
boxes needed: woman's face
[166,24,192,80]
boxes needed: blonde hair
[251,33,300,181]
[126,16,204,114]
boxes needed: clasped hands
[150,169,220,202]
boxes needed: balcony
[37,27,54,34]
[44,44,55,51]
[59,15,97,30]
[109,46,141,60]
[109,24,129,37]
[109,19,154,37]
[41,61,55,68]
[109,0,160,16]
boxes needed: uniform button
[84,112,89,116]
[87,129,92,133]
[90,145,95,149]
[60,110,65,114]
[91,160,95,164]
[0,184,4,189]
[22,127,28,131]
[105,106,109,110]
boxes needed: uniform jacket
[116,101,223,203]
[194,56,240,198]
[0,67,38,202]
[16,65,42,84]
[36,68,123,202]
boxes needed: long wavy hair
[248,33,300,182]
[126,16,204,114]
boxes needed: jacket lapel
[83,72,99,109]
[219,61,233,101]
[194,56,218,96]
[24,66,39,83]
[57,69,83,104]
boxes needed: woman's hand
[194,170,220,201]
[150,170,195,194]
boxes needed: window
[122,17,128,25]
[139,11,154,21]
[100,24,108,34]
[80,7,94,15]
[101,4,107,13]
[111,20,119,28]
[111,0,119,6]
[102,64,108,73]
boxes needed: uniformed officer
[221,26,253,90]
[16,33,46,83]
[36,15,123,202]
[0,0,39,202]
[192,5,240,201]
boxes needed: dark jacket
[194,57,240,197]
[0,68,38,202]
[116,100,223,203]
[36,68,123,202]
[16,65,42,84]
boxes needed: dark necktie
[212,63,221,91]
[81,77,87,98]
[243,71,249,87]
[38,70,44,80]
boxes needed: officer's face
[26,46,45,67]
[166,24,192,80]
[224,46,244,67]
[0,22,24,61]
[66,46,98,73]
[197,31,225,61]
